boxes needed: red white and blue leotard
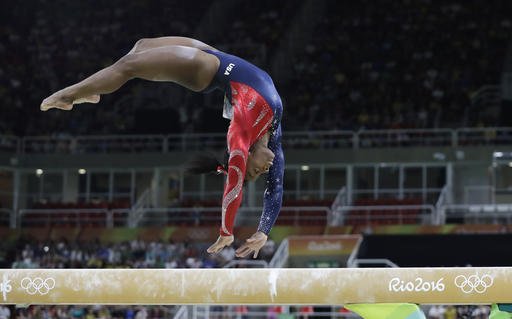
[203,49,284,236]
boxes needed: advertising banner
[288,235,362,256]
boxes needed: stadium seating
[1,0,510,136]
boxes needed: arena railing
[0,135,20,153]
[236,206,330,227]
[356,128,454,148]
[21,135,76,154]
[131,206,331,228]
[17,192,133,209]
[181,189,340,202]
[334,204,437,225]
[129,188,152,227]
[74,135,166,153]
[463,185,495,204]
[17,208,116,228]
[329,187,348,225]
[440,204,512,224]
[455,127,512,146]
[269,238,289,268]
[15,206,330,228]
[13,127,512,154]
[352,188,444,205]
[283,130,355,149]
[21,134,167,154]
[435,185,451,224]
[18,203,512,229]
[166,132,226,151]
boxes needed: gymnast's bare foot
[40,93,100,111]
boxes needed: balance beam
[0,268,507,305]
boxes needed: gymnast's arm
[258,126,284,235]
[206,138,249,254]
[219,145,249,236]
[234,127,284,258]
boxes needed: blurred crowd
[285,0,511,131]
[8,304,171,319]
[10,236,275,269]
[426,304,489,319]
[0,0,511,137]
[4,236,276,318]
[0,302,496,319]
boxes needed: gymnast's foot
[40,93,100,111]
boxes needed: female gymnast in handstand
[41,37,284,259]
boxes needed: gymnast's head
[185,144,274,182]
[245,144,274,181]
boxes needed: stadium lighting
[301,165,310,171]
[35,169,44,176]
[494,152,504,158]
[78,168,87,175]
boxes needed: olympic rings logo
[20,277,56,295]
[454,274,493,294]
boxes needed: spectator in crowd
[443,305,457,319]
[427,305,445,319]
[0,305,10,319]
[134,306,148,319]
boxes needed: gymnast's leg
[128,36,217,54]
[41,44,220,111]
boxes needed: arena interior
[1,0,512,318]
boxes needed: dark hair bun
[184,153,227,175]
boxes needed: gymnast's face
[246,146,275,181]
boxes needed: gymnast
[41,36,284,259]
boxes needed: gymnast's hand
[235,231,268,259]
[207,235,234,254]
